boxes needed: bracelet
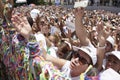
[98,44,106,49]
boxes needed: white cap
[100,68,120,80]
[73,46,97,65]
[106,36,115,47]
[64,41,72,49]
[30,9,40,20]
[106,51,120,60]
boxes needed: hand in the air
[11,14,32,40]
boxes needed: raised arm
[75,8,89,46]
[11,14,32,40]
[12,15,67,69]
[95,21,110,71]
[46,54,67,69]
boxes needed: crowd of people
[53,0,120,7]
[0,0,120,80]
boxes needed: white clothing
[61,61,80,80]
[99,68,120,80]
[34,33,47,51]
[47,46,58,58]
[50,26,61,35]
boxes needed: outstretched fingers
[75,7,85,21]
[11,15,22,32]
[96,21,104,34]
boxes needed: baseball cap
[73,46,97,65]
[30,9,40,20]
[106,51,120,60]
[106,36,115,47]
[100,68,120,80]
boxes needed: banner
[16,0,27,3]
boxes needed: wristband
[98,44,106,49]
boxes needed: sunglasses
[73,52,90,65]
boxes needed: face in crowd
[70,50,92,77]
[105,55,120,73]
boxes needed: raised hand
[11,14,32,40]
[75,7,90,46]
[96,21,110,45]
[74,8,84,20]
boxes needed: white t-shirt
[34,33,47,51]
[47,46,58,58]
